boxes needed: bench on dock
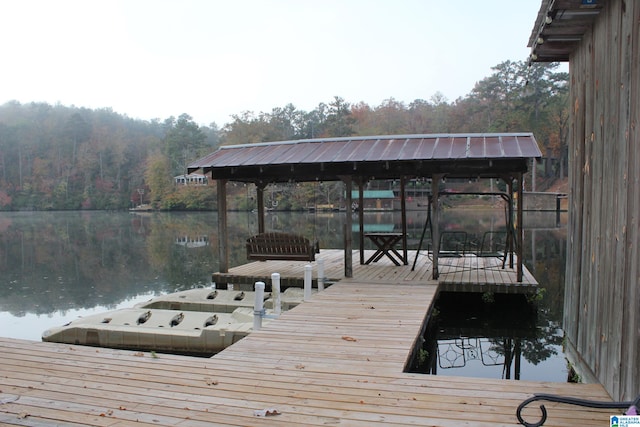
[246,232,319,262]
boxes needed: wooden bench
[246,232,319,261]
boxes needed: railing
[516,393,640,426]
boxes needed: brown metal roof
[188,133,541,184]
[528,0,603,62]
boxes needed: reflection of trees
[145,212,218,290]
[410,291,564,378]
[485,325,562,375]
[0,212,161,315]
[523,228,567,325]
[1,208,569,349]
[486,299,563,369]
[499,299,562,368]
[226,211,344,256]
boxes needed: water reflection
[0,209,568,375]
[407,292,566,382]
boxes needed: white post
[304,264,312,301]
[253,281,265,331]
[271,272,281,315]
[317,258,325,291]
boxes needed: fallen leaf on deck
[342,336,357,342]
[205,377,218,386]
[254,408,280,417]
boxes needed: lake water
[0,209,568,381]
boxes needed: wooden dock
[214,249,538,293]
[0,277,616,426]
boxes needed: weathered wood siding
[565,0,640,401]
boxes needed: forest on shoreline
[0,60,568,211]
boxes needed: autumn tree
[321,96,355,137]
[0,57,570,210]
[163,113,207,177]
[144,153,172,208]
[221,111,273,146]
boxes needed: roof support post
[504,177,515,269]
[504,175,523,282]
[341,176,353,278]
[400,176,408,265]
[516,173,524,282]
[357,178,365,265]
[431,174,442,279]
[500,175,518,269]
[217,179,228,273]
[256,183,266,234]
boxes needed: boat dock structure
[0,252,618,426]
[213,249,539,294]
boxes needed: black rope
[516,393,640,427]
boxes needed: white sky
[0,1,544,127]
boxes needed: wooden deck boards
[214,249,537,293]
[0,280,616,426]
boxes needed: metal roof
[188,133,541,184]
[528,0,603,62]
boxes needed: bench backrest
[246,232,317,261]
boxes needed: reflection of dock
[128,204,153,212]
[0,279,614,425]
[212,249,538,293]
[174,235,209,248]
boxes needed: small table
[364,232,406,266]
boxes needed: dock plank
[0,260,616,426]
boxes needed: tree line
[0,60,568,211]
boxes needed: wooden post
[256,183,266,234]
[431,175,441,279]
[400,176,408,265]
[217,179,228,273]
[358,179,365,265]
[516,173,523,282]
[342,175,353,278]
[505,176,515,270]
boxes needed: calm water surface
[0,209,568,381]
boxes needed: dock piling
[253,281,265,330]
[317,259,325,291]
[271,273,281,315]
[304,264,312,301]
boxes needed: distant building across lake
[174,173,208,185]
[350,190,395,211]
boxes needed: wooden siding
[565,0,640,401]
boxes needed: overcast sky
[1,1,546,126]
